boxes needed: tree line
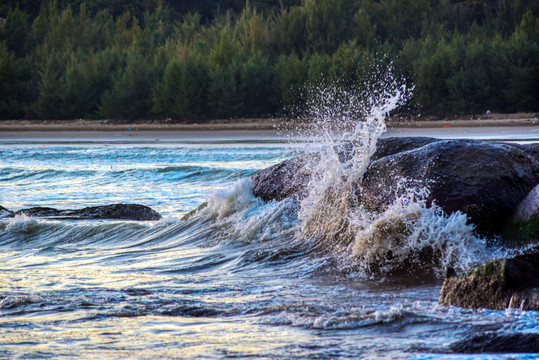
[0,0,537,121]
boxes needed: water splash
[348,190,486,276]
[297,68,409,237]
[194,66,487,277]
[295,68,486,276]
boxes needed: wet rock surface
[513,184,539,221]
[521,142,539,162]
[450,332,539,354]
[5,204,162,221]
[251,152,316,202]
[438,252,539,310]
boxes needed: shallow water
[1,133,538,359]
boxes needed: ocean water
[1,134,538,359]
[2,81,539,358]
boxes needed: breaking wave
[197,67,491,278]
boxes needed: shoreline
[0,113,537,132]
[0,114,538,143]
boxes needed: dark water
[1,133,538,359]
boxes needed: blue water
[1,136,538,359]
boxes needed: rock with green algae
[439,252,539,310]
[502,184,539,244]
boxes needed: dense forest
[0,0,538,120]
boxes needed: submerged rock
[450,332,539,354]
[438,252,539,310]
[10,204,162,221]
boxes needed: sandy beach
[0,113,538,142]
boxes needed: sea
[1,85,538,359]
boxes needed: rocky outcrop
[6,204,162,221]
[438,252,539,310]
[450,332,539,353]
[252,137,539,236]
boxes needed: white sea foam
[203,178,299,243]
[204,178,263,220]
[348,191,486,275]
[2,214,42,233]
[273,303,404,330]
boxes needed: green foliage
[0,0,538,120]
[239,53,275,116]
[0,41,28,118]
[412,21,539,115]
[60,48,123,118]
[504,12,539,112]
[99,50,153,119]
[0,7,31,56]
[152,56,209,119]
[304,0,354,53]
[234,1,271,54]
[306,52,331,88]
[274,5,308,54]
[35,51,66,119]
[275,53,308,114]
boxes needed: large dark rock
[450,332,539,353]
[11,204,162,221]
[251,137,441,202]
[361,140,539,235]
[252,137,539,236]
[438,252,539,310]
